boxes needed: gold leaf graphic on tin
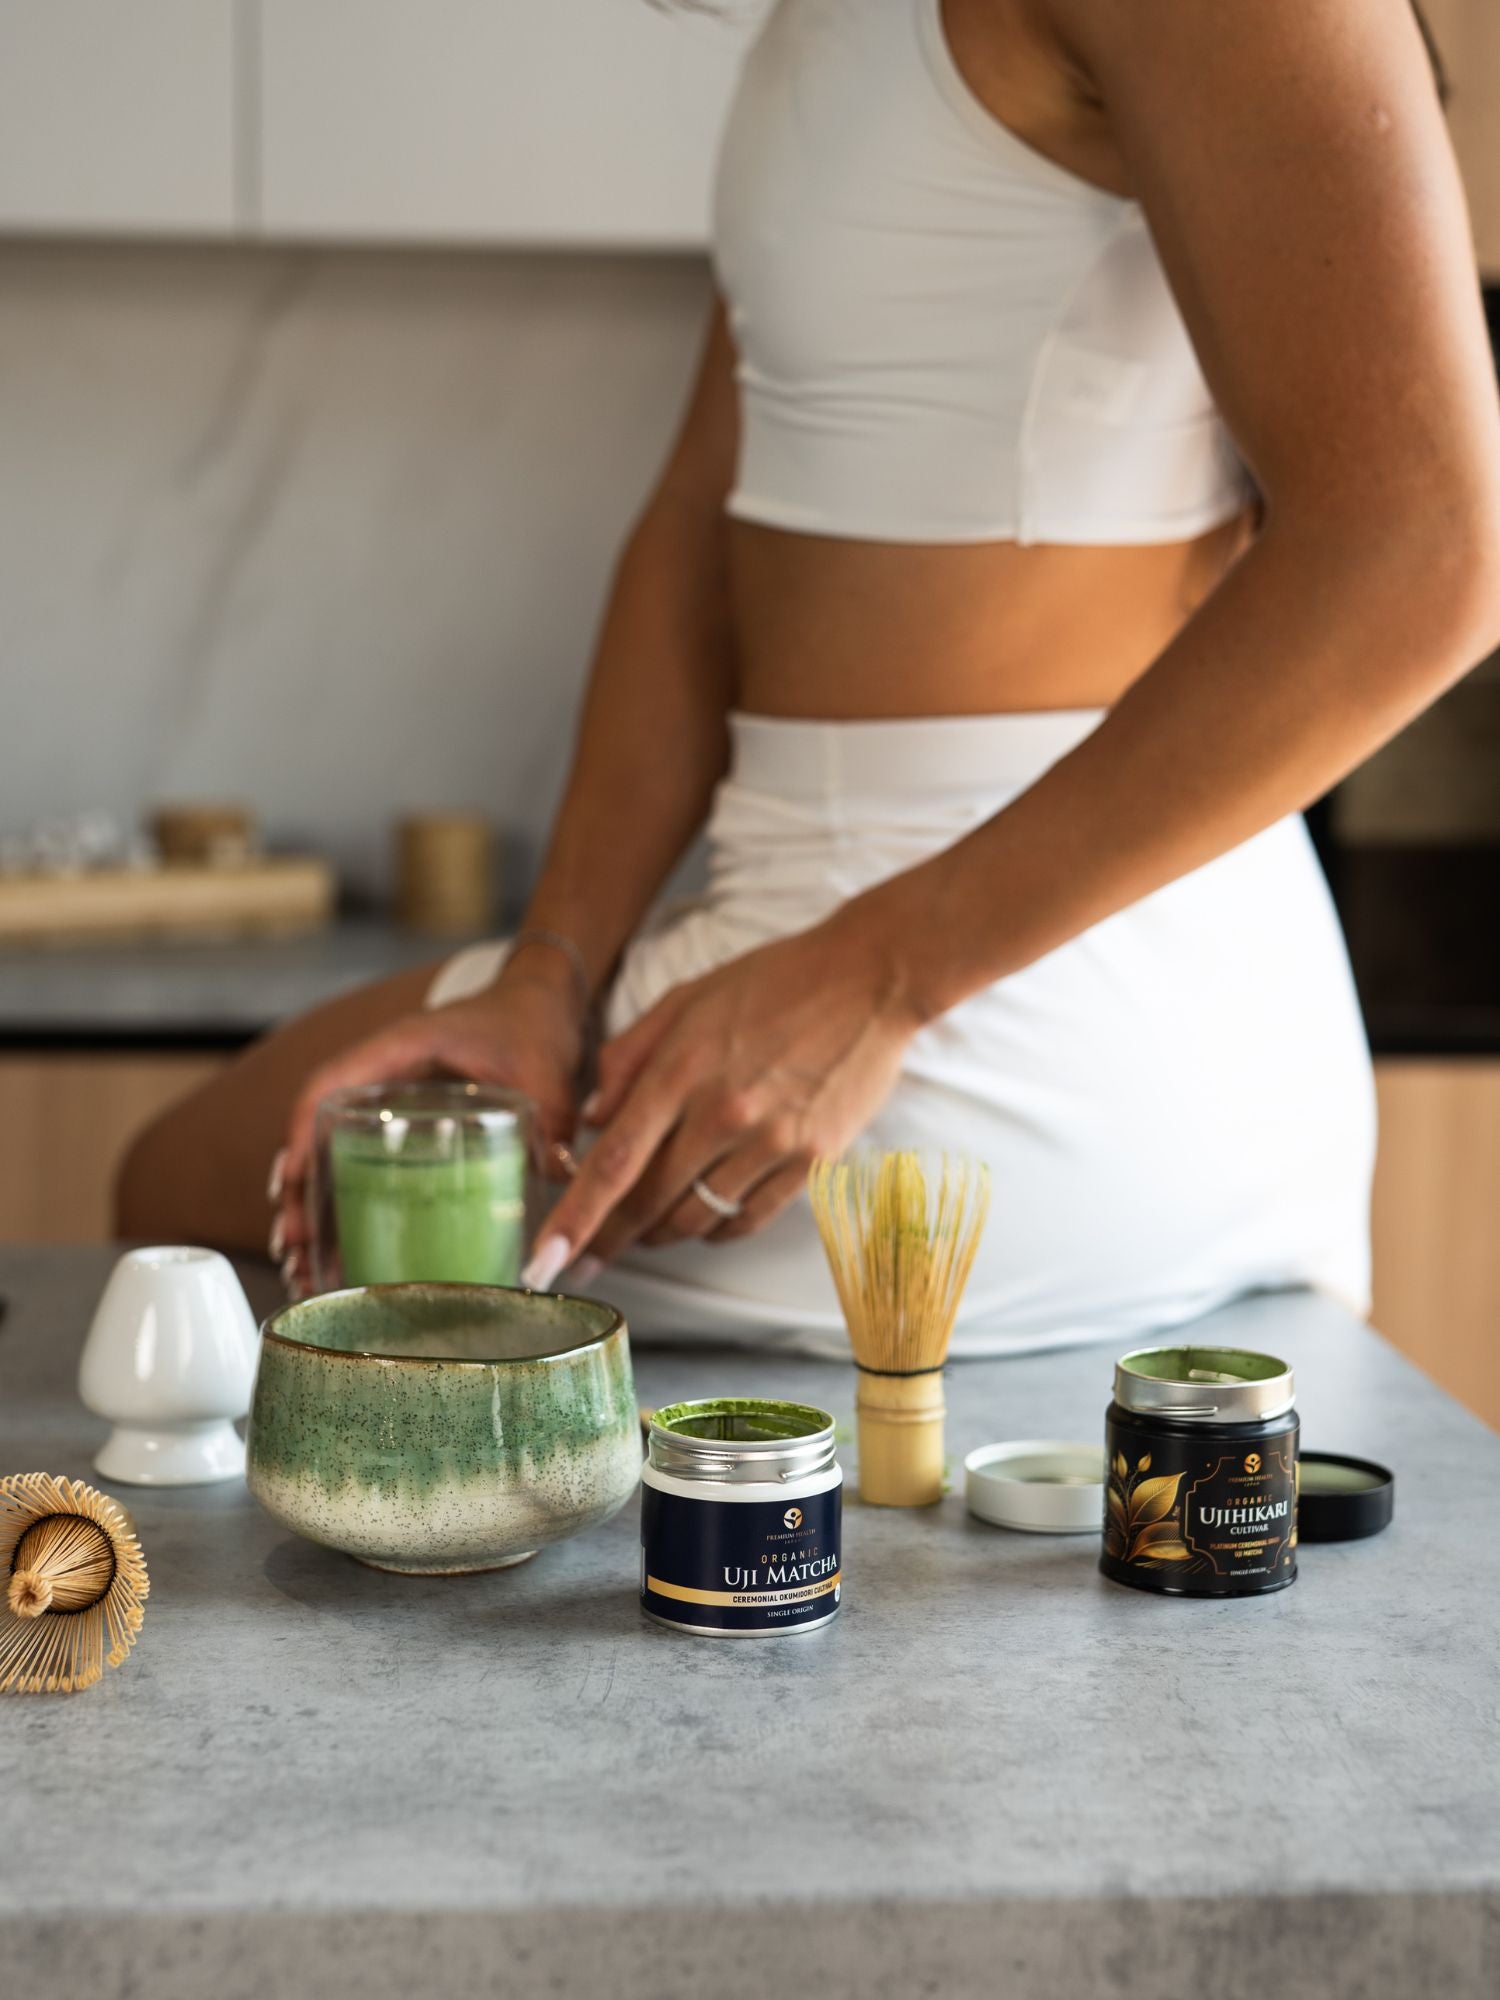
[1127,1473,1183,1528]
[1137,1537,1192,1563]
[1105,1460,1192,1567]
[1104,1485,1128,1559]
[1128,1519,1189,1562]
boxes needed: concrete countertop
[0,923,460,1045]
[2,1246,1497,2000]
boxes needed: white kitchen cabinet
[0,1,240,234]
[256,0,755,248]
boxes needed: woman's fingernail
[279,1254,300,1296]
[580,1093,602,1124]
[266,1148,287,1203]
[521,1234,571,1291]
[570,1255,604,1290]
[269,1214,285,1262]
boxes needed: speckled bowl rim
[261,1282,626,1370]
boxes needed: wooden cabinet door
[0,1,240,234]
[0,1055,225,1242]
[1372,1059,1500,1430]
[256,0,754,247]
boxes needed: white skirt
[429,711,1375,1357]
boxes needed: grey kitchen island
[2,1245,1496,2000]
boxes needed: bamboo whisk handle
[856,1369,946,1509]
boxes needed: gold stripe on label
[645,1572,841,1609]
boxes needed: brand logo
[783,1507,803,1531]
[1244,1453,1262,1475]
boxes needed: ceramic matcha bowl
[246,1284,640,1575]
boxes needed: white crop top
[713,0,1250,545]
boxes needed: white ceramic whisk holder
[79,1247,260,1486]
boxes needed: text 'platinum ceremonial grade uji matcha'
[1101,1346,1298,1598]
[641,1399,842,1637]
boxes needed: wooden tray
[0,859,336,942]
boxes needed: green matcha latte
[316,1082,534,1291]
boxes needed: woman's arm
[271,303,738,1284]
[515,301,740,1005]
[530,0,1500,1276]
[873,0,1500,1017]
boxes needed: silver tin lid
[647,1398,837,1485]
[1113,1345,1295,1424]
[964,1441,1106,1534]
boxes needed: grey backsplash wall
[1,238,1495,916]
[0,242,713,911]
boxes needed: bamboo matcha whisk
[0,1473,149,1694]
[810,1151,991,1507]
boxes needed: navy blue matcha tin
[641,1398,843,1638]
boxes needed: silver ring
[691,1176,744,1221]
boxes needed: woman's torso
[728,521,1248,717]
[714,0,1252,720]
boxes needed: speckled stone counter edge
[7,1890,1496,2000]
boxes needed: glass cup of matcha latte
[309,1081,540,1294]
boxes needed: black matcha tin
[1101,1345,1298,1598]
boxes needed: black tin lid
[1298,1452,1395,1542]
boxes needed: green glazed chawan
[246,1284,640,1575]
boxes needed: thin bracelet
[503,928,593,1024]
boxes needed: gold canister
[395,815,496,936]
[150,804,259,867]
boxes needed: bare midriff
[727,514,1251,719]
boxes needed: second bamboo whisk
[1,1472,149,1694]
[810,1150,991,1507]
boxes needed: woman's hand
[522,908,924,1285]
[272,962,586,1296]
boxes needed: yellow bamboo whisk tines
[809,1151,991,1507]
[0,1473,150,1694]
